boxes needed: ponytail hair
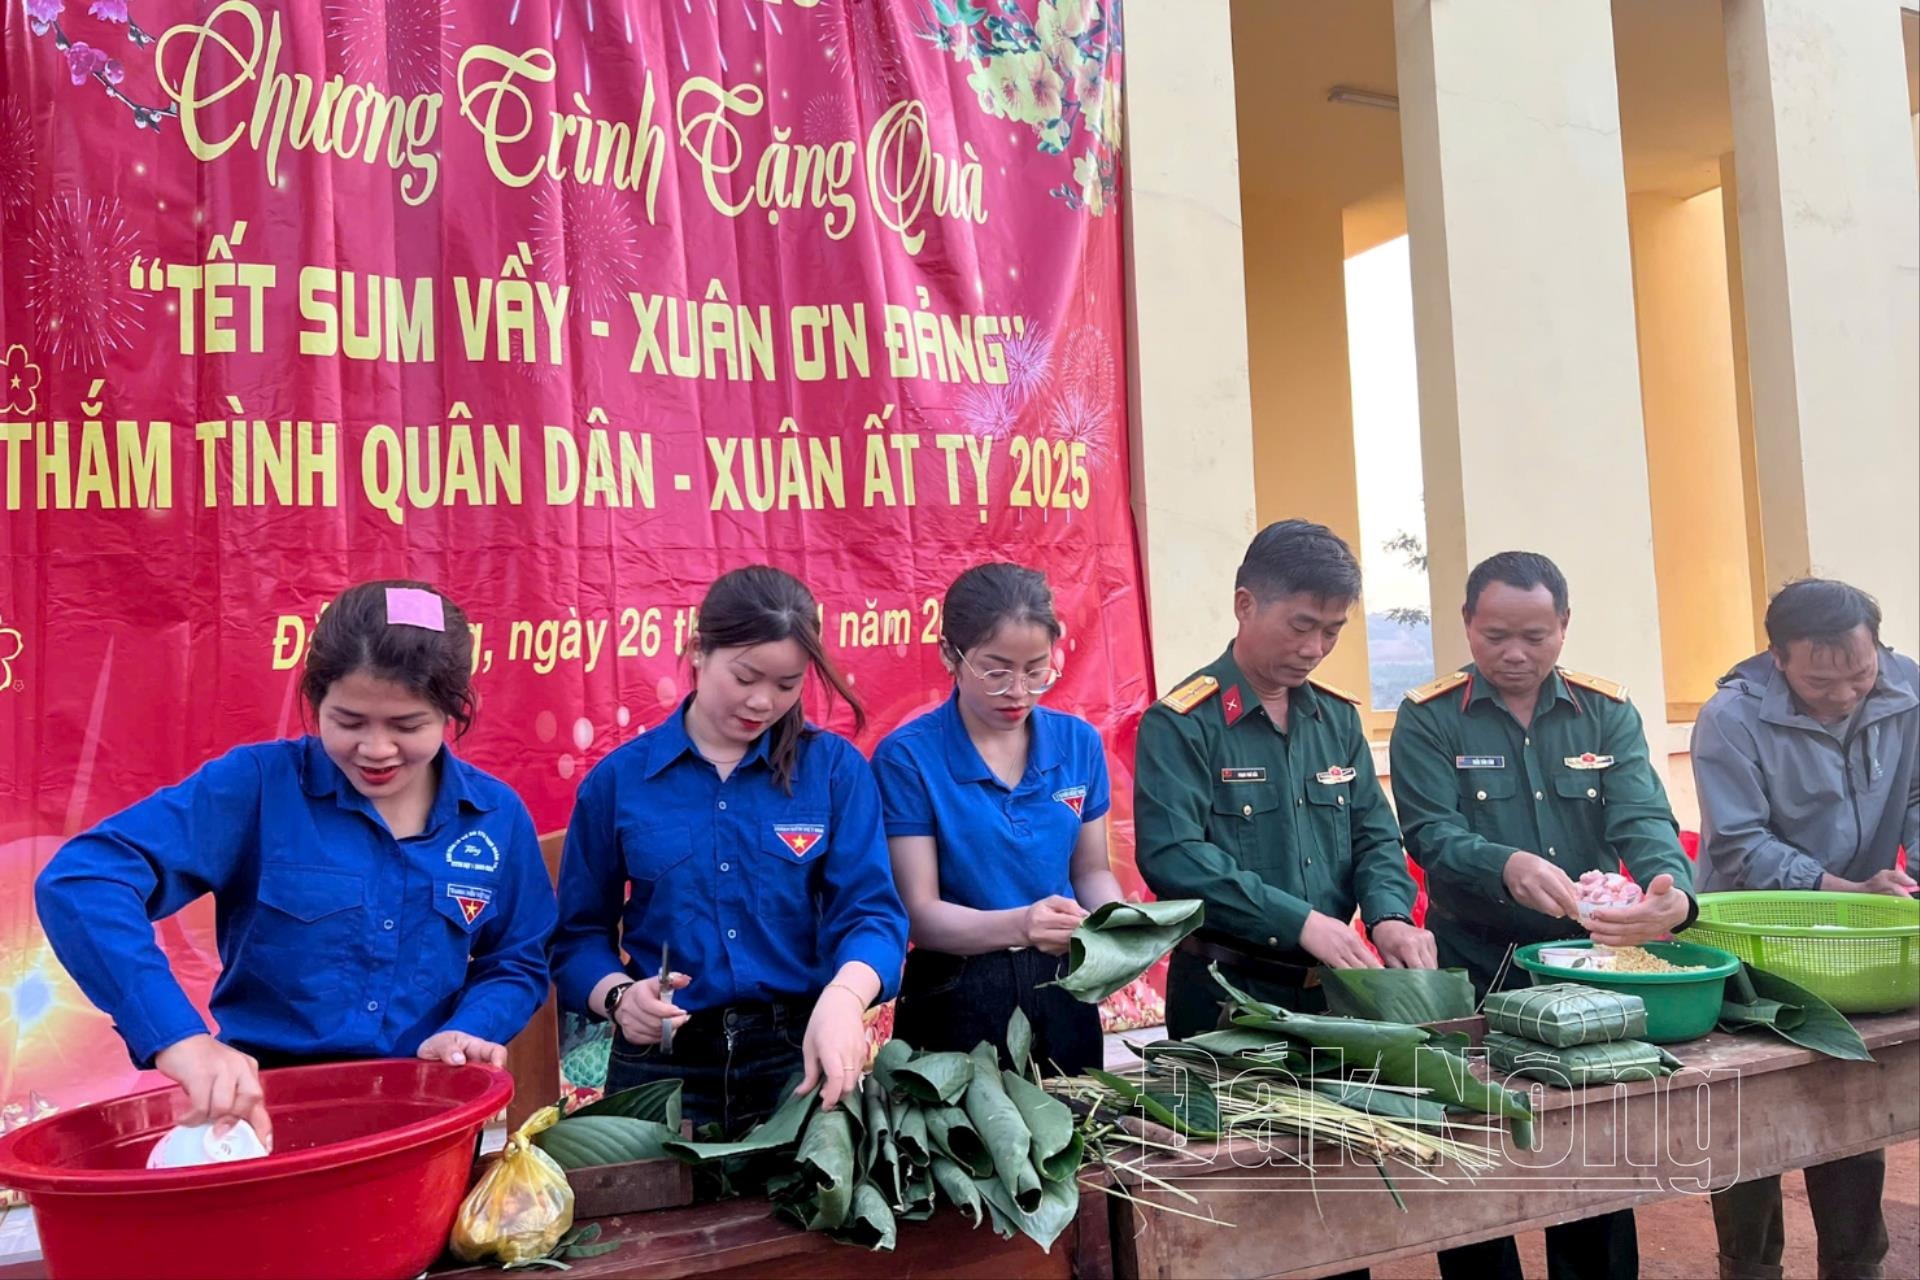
[301,580,476,735]
[695,566,862,792]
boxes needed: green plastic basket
[1689,891,1920,1014]
[1513,940,1742,1043]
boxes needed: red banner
[0,0,1149,1117]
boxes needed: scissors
[657,941,676,1056]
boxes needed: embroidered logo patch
[1455,755,1506,770]
[446,883,493,924]
[444,830,501,873]
[774,824,826,858]
[1220,767,1268,784]
[1053,785,1089,816]
[1564,753,1616,770]
[1316,766,1357,785]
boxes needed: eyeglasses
[955,650,1061,697]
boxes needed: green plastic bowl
[1513,940,1743,1043]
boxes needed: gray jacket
[1692,648,1920,892]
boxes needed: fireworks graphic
[24,193,147,369]
[1058,325,1117,410]
[0,97,33,221]
[813,0,912,110]
[999,320,1052,408]
[532,181,644,322]
[1048,386,1109,449]
[327,0,455,98]
[955,383,1020,441]
[802,93,856,146]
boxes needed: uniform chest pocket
[757,820,830,868]
[1304,784,1352,857]
[251,867,364,985]
[1210,787,1282,869]
[1464,771,1520,805]
[622,825,697,884]
[415,882,493,994]
[1554,774,1604,804]
[753,818,829,918]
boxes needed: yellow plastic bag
[450,1105,576,1265]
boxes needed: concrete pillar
[1627,190,1757,710]
[1235,194,1373,706]
[1123,0,1260,691]
[1394,0,1669,721]
[1723,0,1920,653]
[1717,153,1772,652]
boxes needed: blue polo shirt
[35,737,557,1068]
[871,694,1112,912]
[548,701,909,1017]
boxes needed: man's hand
[1370,920,1438,969]
[1585,873,1692,946]
[1503,851,1582,918]
[417,1030,509,1068]
[1821,868,1918,898]
[1299,911,1382,969]
[154,1034,273,1151]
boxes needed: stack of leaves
[1478,981,1681,1086]
[530,1013,1087,1254]
[1716,963,1872,1061]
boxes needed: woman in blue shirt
[35,581,558,1147]
[549,566,908,1134]
[872,564,1123,1077]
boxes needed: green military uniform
[1134,646,1419,1037]
[1388,664,1694,992]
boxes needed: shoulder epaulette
[1307,676,1361,706]
[1159,674,1220,714]
[1403,671,1470,705]
[1561,668,1629,702]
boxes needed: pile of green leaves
[529,1012,1085,1254]
[1717,963,1873,1061]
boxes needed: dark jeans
[1711,1149,1889,1279]
[1164,947,1330,1039]
[1438,1210,1639,1280]
[893,947,1102,1077]
[604,1000,808,1137]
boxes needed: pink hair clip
[385,587,446,632]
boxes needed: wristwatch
[602,980,636,1021]
[1369,913,1416,929]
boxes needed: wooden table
[1106,1011,1920,1279]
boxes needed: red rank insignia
[1222,685,1245,726]
[774,824,826,858]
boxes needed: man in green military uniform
[1135,520,1435,1040]
[1389,550,1698,1280]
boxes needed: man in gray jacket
[1693,578,1917,1280]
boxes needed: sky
[1344,236,1432,616]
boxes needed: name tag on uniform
[1220,767,1267,783]
[1455,755,1506,769]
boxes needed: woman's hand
[611,972,692,1047]
[796,983,870,1111]
[1022,895,1088,955]
[416,1030,508,1068]
[154,1034,273,1151]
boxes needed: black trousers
[604,1000,808,1137]
[893,947,1103,1077]
[1436,1210,1640,1280]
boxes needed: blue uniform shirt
[549,702,909,1017]
[35,737,557,1068]
[871,694,1112,912]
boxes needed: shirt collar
[1461,665,1581,716]
[1212,644,1325,725]
[643,696,774,778]
[938,690,1062,786]
[297,736,495,822]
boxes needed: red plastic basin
[0,1059,512,1280]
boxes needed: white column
[1122,0,1260,690]
[1394,0,1669,720]
[1723,0,1920,653]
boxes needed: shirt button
[727,928,738,939]
[382,919,395,931]
[720,862,731,872]
[1525,737,1532,746]
[718,800,728,810]
[1535,791,1544,801]
[1336,796,1345,806]
[1476,790,1488,801]
[366,1001,379,1013]
[1296,798,1304,807]
[1587,787,1598,799]
[1548,846,1557,855]
[1242,804,1253,818]
[1267,937,1279,947]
